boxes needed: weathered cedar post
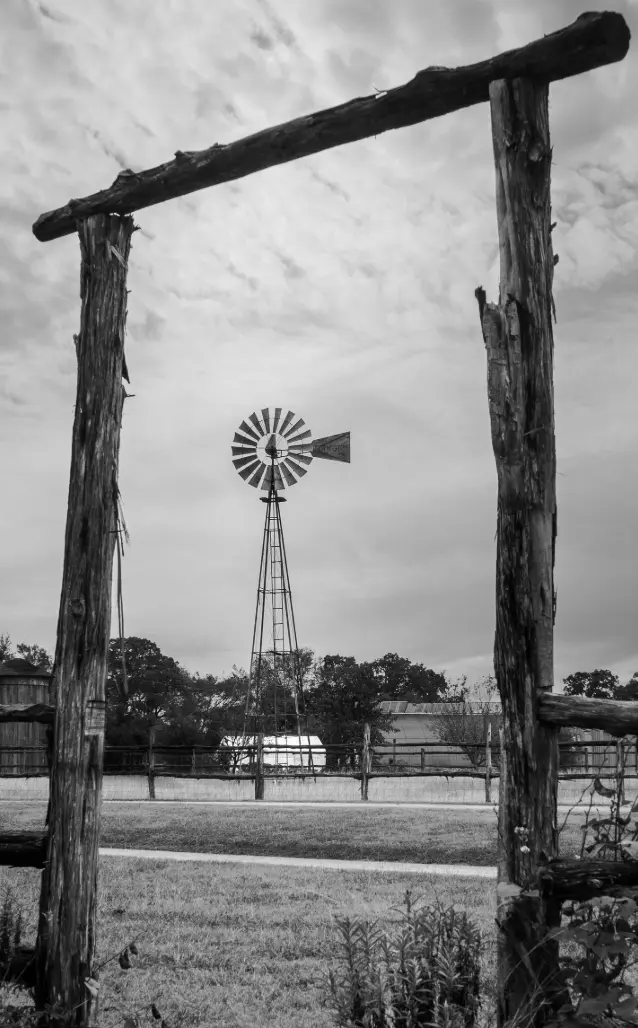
[147,725,156,800]
[361,722,371,801]
[34,213,134,1026]
[476,78,564,1027]
[255,731,265,800]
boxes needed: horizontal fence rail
[2,738,636,778]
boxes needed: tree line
[2,631,637,758]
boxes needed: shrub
[325,888,483,1027]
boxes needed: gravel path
[99,846,496,876]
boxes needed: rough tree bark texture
[476,79,565,1028]
[537,692,638,736]
[35,213,134,1026]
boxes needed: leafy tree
[305,655,395,769]
[218,648,316,735]
[369,653,448,703]
[0,634,12,663]
[611,673,638,702]
[429,675,502,769]
[165,678,225,748]
[562,669,620,699]
[106,637,191,749]
[15,643,53,672]
[0,635,53,671]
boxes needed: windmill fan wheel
[231,408,313,491]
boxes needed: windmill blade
[283,418,305,438]
[312,432,350,463]
[261,466,274,491]
[232,445,256,457]
[249,411,264,436]
[287,429,312,444]
[272,407,282,433]
[261,408,271,433]
[279,410,295,436]
[234,431,258,448]
[280,463,297,487]
[239,420,261,443]
[283,458,308,478]
[248,463,266,488]
[273,465,285,491]
[287,449,313,464]
[233,454,257,471]
[237,459,262,482]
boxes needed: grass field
[0,801,611,1026]
[0,800,590,865]
[0,859,500,1028]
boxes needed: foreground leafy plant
[325,888,483,1027]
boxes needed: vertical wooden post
[420,747,426,772]
[191,747,196,775]
[485,715,492,804]
[361,723,370,801]
[255,732,265,800]
[476,79,568,1028]
[147,727,156,801]
[35,213,134,1025]
[392,738,396,765]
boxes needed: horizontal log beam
[537,692,638,737]
[0,830,47,868]
[536,857,638,903]
[0,703,55,725]
[33,11,629,243]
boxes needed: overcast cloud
[1,0,637,691]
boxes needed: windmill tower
[232,407,350,765]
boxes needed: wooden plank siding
[0,676,51,775]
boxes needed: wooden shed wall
[0,677,50,775]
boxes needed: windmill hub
[262,433,287,461]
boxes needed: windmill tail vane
[231,408,350,771]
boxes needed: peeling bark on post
[476,79,566,1028]
[35,213,134,1026]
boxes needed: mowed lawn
[0,803,614,1026]
[0,859,501,1028]
[0,801,589,865]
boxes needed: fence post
[147,731,156,800]
[392,738,397,765]
[485,715,492,803]
[191,747,196,775]
[421,747,426,772]
[255,733,265,800]
[361,723,370,801]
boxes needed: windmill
[232,407,350,768]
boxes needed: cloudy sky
[1,0,636,692]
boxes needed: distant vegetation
[2,630,636,755]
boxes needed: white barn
[220,734,326,769]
